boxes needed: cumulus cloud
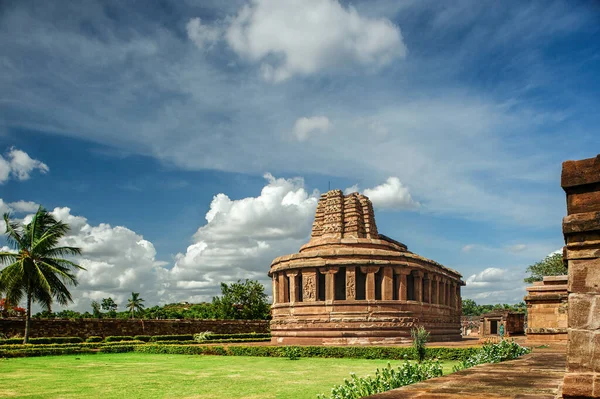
[41,207,167,311]
[166,173,318,302]
[186,17,221,50]
[225,0,406,82]
[351,177,419,210]
[0,147,49,183]
[463,267,527,303]
[461,244,477,253]
[293,116,332,141]
[7,200,40,213]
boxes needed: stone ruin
[561,155,600,398]
[525,275,568,342]
[268,190,464,345]
[479,311,524,338]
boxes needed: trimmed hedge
[104,336,137,342]
[149,335,194,342]
[202,333,271,340]
[133,335,152,342]
[0,337,83,345]
[86,336,103,343]
[0,347,96,358]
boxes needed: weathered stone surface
[268,190,464,345]
[479,311,525,337]
[525,275,568,342]
[0,318,269,339]
[562,154,600,399]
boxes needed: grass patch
[0,353,458,399]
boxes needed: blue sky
[0,0,599,311]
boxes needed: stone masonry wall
[561,154,600,399]
[525,275,568,341]
[0,318,270,339]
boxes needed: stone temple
[268,190,464,345]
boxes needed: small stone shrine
[479,311,525,338]
[268,190,464,345]
[525,275,568,342]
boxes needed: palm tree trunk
[24,292,32,344]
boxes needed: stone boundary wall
[525,275,568,342]
[0,318,270,339]
[461,316,480,336]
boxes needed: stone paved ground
[365,345,566,399]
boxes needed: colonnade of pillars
[272,266,461,311]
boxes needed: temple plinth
[268,190,464,345]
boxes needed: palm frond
[3,213,27,250]
[0,252,17,265]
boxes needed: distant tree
[524,253,566,283]
[101,297,117,318]
[91,301,102,319]
[212,279,270,320]
[126,292,145,319]
[0,207,84,343]
[461,299,479,316]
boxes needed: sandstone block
[567,329,594,372]
[562,373,594,398]
[569,294,594,329]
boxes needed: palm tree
[127,292,145,319]
[0,207,83,343]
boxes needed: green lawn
[0,353,458,399]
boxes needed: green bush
[133,335,152,342]
[411,326,430,363]
[452,340,531,372]
[104,336,136,342]
[0,347,96,358]
[0,337,84,345]
[149,335,194,342]
[86,336,103,343]
[284,346,301,360]
[317,360,443,399]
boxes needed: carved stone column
[449,282,456,309]
[423,276,431,303]
[561,155,600,399]
[279,272,289,303]
[382,267,394,300]
[456,284,462,312]
[394,268,410,301]
[446,281,450,306]
[346,266,356,300]
[431,275,438,304]
[272,274,279,304]
[438,278,445,306]
[321,267,339,302]
[301,268,317,302]
[361,266,380,301]
[413,270,424,302]
[286,271,299,303]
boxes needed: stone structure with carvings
[268,190,464,345]
[561,155,600,399]
[525,275,568,342]
[479,311,525,338]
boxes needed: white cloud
[166,173,318,302]
[506,244,527,253]
[463,267,527,303]
[461,244,477,253]
[186,17,221,50]
[361,177,420,210]
[7,200,39,213]
[293,116,332,141]
[0,147,49,184]
[225,0,406,82]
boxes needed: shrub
[317,360,443,399]
[452,339,531,372]
[411,326,430,363]
[284,346,301,360]
[0,337,84,345]
[104,336,136,342]
[193,331,213,342]
[86,336,103,343]
[133,335,152,342]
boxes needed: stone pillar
[272,274,279,304]
[382,267,394,300]
[287,271,299,303]
[439,278,445,306]
[456,284,462,312]
[430,275,438,304]
[301,268,317,302]
[424,276,431,303]
[395,268,410,301]
[450,282,456,309]
[346,266,356,300]
[321,267,339,302]
[362,266,380,301]
[413,271,424,302]
[561,155,600,399]
[446,281,450,306]
[279,273,289,303]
